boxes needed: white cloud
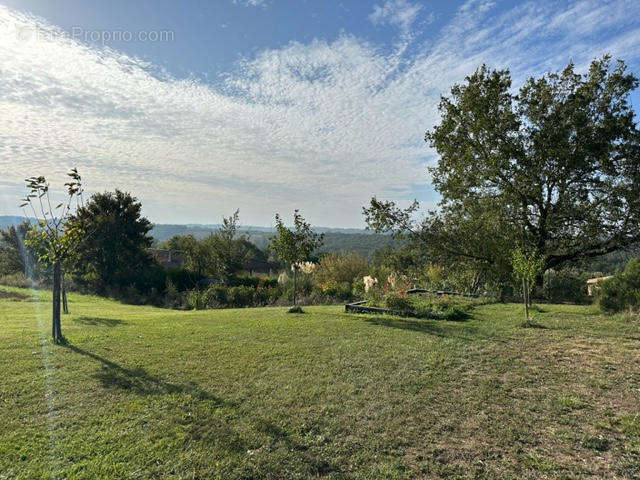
[369,0,426,39]
[0,0,639,226]
[233,0,268,7]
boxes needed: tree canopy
[366,56,640,282]
[69,190,155,292]
[0,221,33,276]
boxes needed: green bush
[227,276,278,289]
[543,269,588,304]
[0,272,40,289]
[385,293,411,311]
[599,258,640,313]
[166,268,203,292]
[314,252,367,287]
[187,289,207,310]
[322,281,353,301]
[228,276,260,288]
[253,286,281,306]
[227,285,255,308]
[281,273,313,301]
[164,280,181,309]
[203,284,228,307]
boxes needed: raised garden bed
[345,290,485,320]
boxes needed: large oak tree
[365,57,640,280]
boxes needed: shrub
[281,272,313,301]
[203,284,228,307]
[228,276,260,288]
[258,277,279,289]
[385,293,411,311]
[166,268,203,292]
[351,277,365,299]
[0,272,40,289]
[227,285,255,308]
[321,281,353,301]
[599,258,640,313]
[164,280,181,309]
[544,269,588,304]
[314,252,367,291]
[187,289,207,310]
[253,285,281,306]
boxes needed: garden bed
[346,291,487,320]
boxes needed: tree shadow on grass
[363,316,483,341]
[73,316,127,327]
[61,343,229,404]
[0,289,32,301]
[62,342,338,473]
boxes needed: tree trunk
[61,271,69,314]
[523,278,530,323]
[52,261,62,342]
[293,267,297,306]
[62,281,69,315]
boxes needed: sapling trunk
[293,267,297,306]
[52,261,62,342]
[523,278,530,323]
[62,279,69,315]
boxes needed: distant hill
[0,216,396,259]
[150,223,396,259]
[0,216,30,229]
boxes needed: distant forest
[149,223,397,259]
[1,215,635,267]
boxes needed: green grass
[1,287,639,479]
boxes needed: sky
[0,0,639,227]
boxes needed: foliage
[227,275,278,289]
[511,247,545,323]
[186,288,207,310]
[0,272,41,289]
[366,56,640,282]
[21,168,84,342]
[163,280,181,309]
[161,234,212,276]
[0,221,36,276]
[269,210,323,305]
[599,258,640,313]
[313,251,367,299]
[68,190,156,294]
[149,222,396,260]
[226,285,255,308]
[269,210,324,269]
[384,292,412,311]
[543,269,589,304]
[512,248,545,287]
[159,211,274,279]
[371,292,483,320]
[279,271,314,301]
[165,267,203,292]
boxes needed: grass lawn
[1,287,639,479]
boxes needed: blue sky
[0,0,639,227]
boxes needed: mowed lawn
[1,288,639,479]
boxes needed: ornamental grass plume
[363,275,378,292]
